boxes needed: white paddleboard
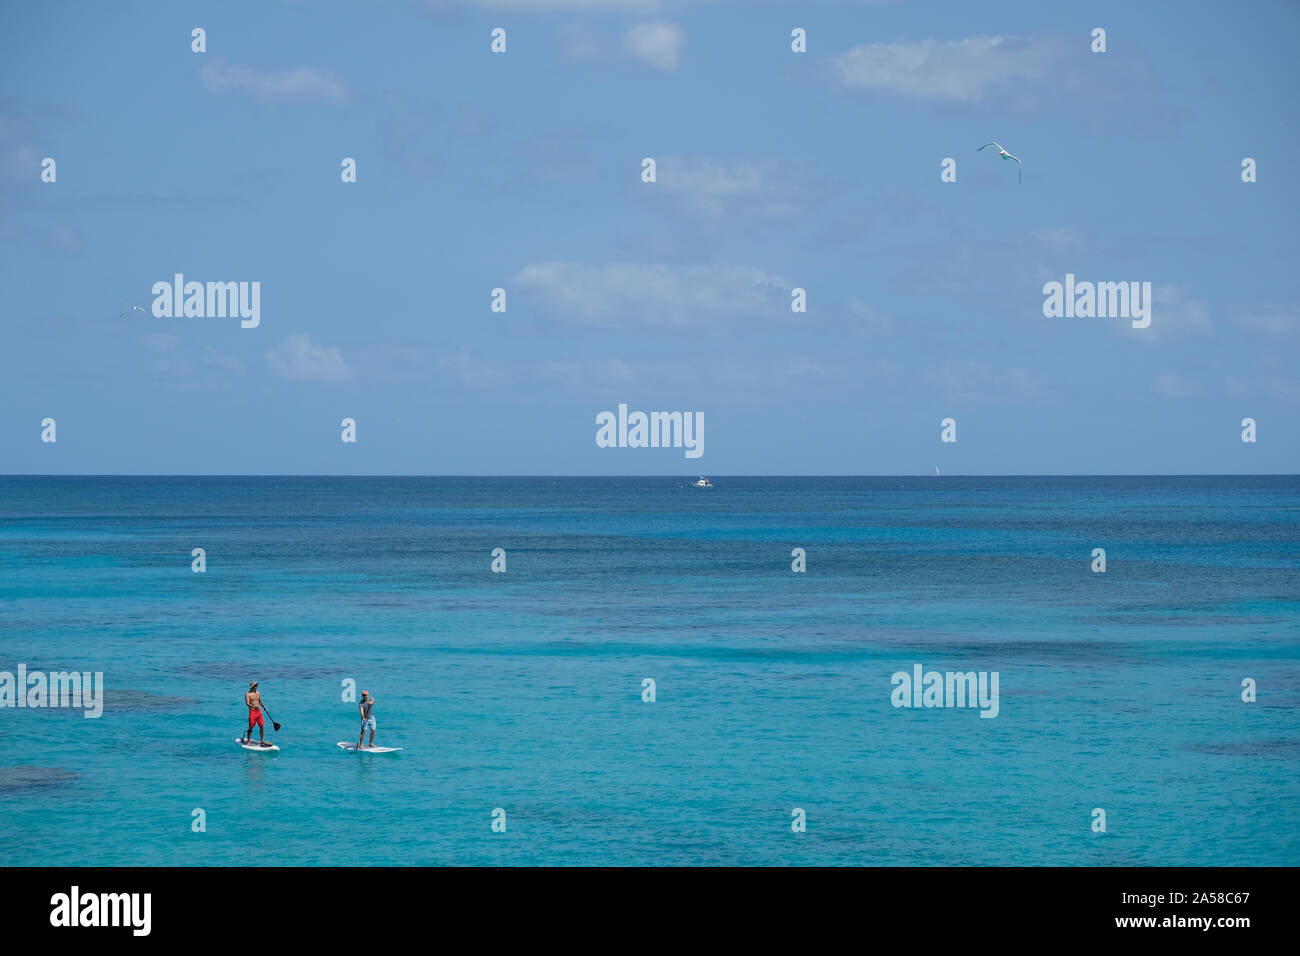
[236,738,280,752]
[337,742,402,753]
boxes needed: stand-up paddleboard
[337,742,402,753]
[236,738,280,752]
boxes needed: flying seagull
[118,305,148,317]
[978,142,1021,184]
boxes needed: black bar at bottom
[2,866,1289,942]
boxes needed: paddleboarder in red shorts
[243,681,270,747]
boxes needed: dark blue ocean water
[0,476,1297,865]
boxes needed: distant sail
[935,467,941,477]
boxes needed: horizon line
[2,473,1297,480]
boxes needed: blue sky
[1,0,1296,474]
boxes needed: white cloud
[512,262,790,326]
[556,22,603,60]
[922,359,1048,405]
[622,22,684,71]
[1151,284,1211,332]
[1226,374,1300,405]
[151,356,195,378]
[140,333,181,354]
[652,155,796,217]
[1029,228,1087,254]
[834,35,1056,102]
[204,346,247,375]
[437,350,517,388]
[517,130,604,182]
[45,224,82,255]
[1150,372,1200,399]
[1232,307,1298,336]
[199,61,351,107]
[0,114,39,189]
[266,334,354,383]
[342,343,427,384]
[846,299,897,336]
[660,156,762,197]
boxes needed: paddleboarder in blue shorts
[357,690,377,750]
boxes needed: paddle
[261,703,282,733]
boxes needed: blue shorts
[362,716,376,731]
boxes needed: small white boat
[692,476,713,488]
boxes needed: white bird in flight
[978,142,1021,184]
[119,305,148,317]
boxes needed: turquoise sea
[0,476,1297,866]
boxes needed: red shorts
[248,708,264,728]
